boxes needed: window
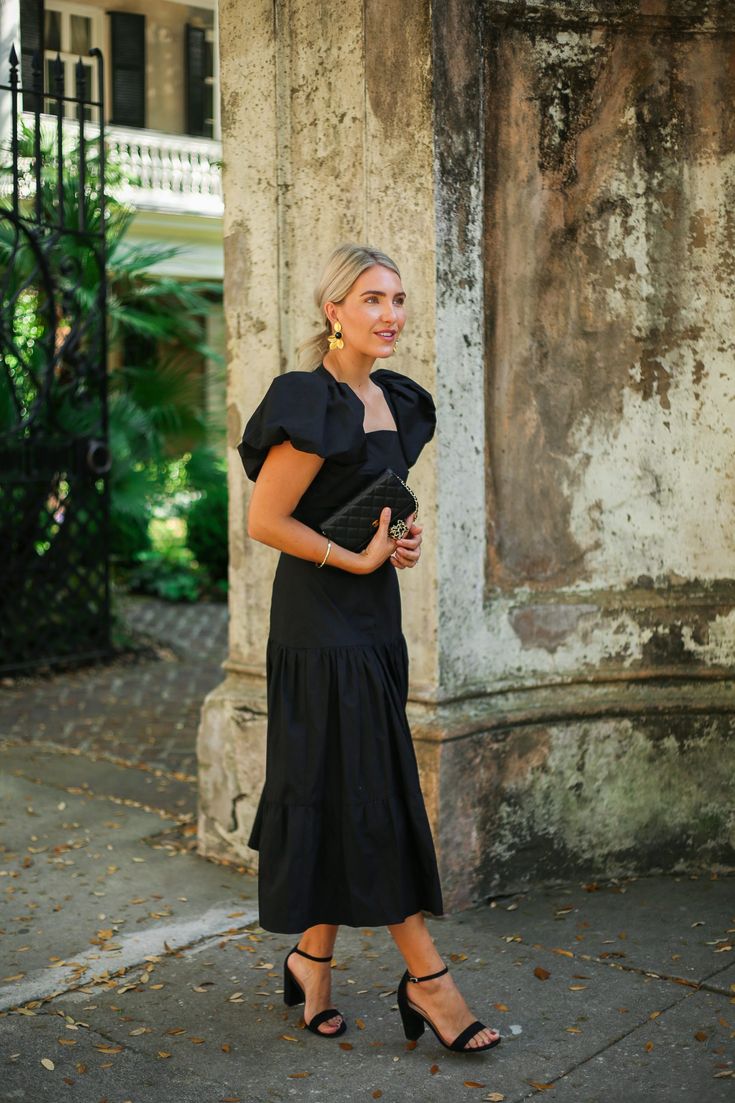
[42,0,102,123]
[109,11,145,129]
[185,22,216,139]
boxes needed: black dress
[237,363,444,933]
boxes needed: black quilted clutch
[319,468,419,553]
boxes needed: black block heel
[282,943,347,1038]
[397,980,426,1041]
[396,964,501,1053]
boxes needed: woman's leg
[287,923,344,1035]
[387,912,499,1049]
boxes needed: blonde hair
[296,242,402,371]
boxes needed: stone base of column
[196,672,267,870]
[196,674,735,910]
[412,678,735,912]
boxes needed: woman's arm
[246,440,396,575]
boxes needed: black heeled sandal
[283,944,347,1038]
[396,964,501,1052]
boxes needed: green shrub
[186,482,228,583]
[127,548,201,603]
[110,511,152,564]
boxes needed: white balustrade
[1,113,223,217]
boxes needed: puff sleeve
[372,368,437,468]
[237,370,365,482]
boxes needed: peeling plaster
[478,716,735,882]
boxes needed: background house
[1,0,225,441]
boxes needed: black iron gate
[0,44,111,673]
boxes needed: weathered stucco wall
[435,0,735,697]
[222,0,439,692]
[200,0,735,903]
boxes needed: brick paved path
[0,595,228,778]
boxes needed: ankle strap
[293,945,332,963]
[407,964,448,983]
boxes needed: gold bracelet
[316,538,332,568]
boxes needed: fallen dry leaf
[528,1081,554,1091]
[464,1081,486,1088]
[534,966,551,981]
[569,985,587,992]
[694,1031,708,1042]
[40,1057,55,1071]
[288,1071,310,1078]
[645,1041,654,1052]
[494,1003,509,1012]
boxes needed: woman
[238,243,500,1054]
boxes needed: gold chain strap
[396,473,419,522]
[388,474,419,540]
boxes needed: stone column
[198,0,441,872]
[198,0,735,909]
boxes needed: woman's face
[326,264,407,359]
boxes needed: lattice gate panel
[0,43,111,673]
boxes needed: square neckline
[316,362,399,435]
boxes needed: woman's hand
[389,513,422,569]
[356,506,399,574]
[356,509,422,574]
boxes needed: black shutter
[20,0,44,113]
[185,24,205,137]
[109,12,145,128]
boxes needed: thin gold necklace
[324,362,372,398]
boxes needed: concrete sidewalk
[1,600,733,1102]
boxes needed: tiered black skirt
[247,550,444,933]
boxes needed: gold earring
[327,320,344,351]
